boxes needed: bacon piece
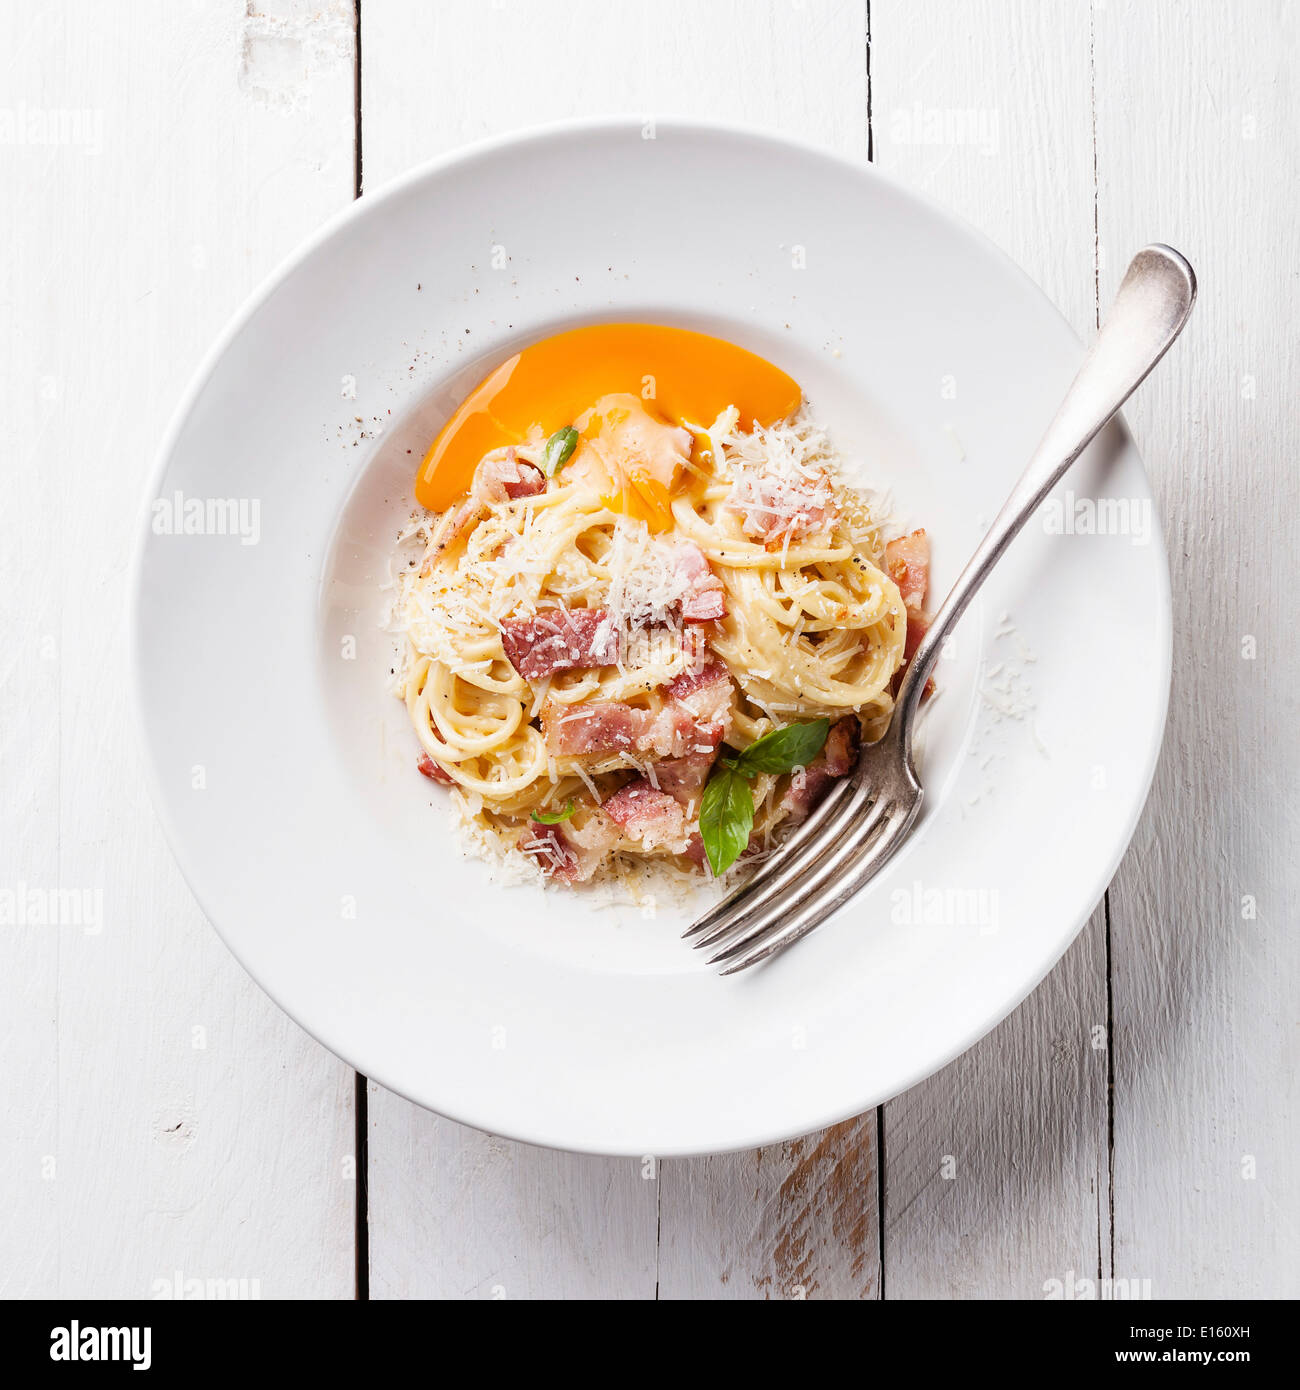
[682,590,726,622]
[473,449,546,503]
[544,700,712,761]
[426,453,545,569]
[652,748,717,810]
[504,471,546,500]
[518,822,580,881]
[603,781,687,852]
[885,529,934,697]
[416,752,454,787]
[671,540,727,622]
[641,662,734,759]
[885,529,929,614]
[821,717,860,776]
[544,662,735,760]
[728,471,837,547]
[500,607,619,680]
[640,703,720,759]
[545,702,644,756]
[592,674,732,861]
[665,662,733,727]
[519,813,617,883]
[780,716,861,822]
[683,833,709,871]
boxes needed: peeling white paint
[238,1,354,113]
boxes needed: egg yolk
[414,323,802,526]
[566,394,690,532]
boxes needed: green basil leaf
[698,766,754,878]
[542,426,579,476]
[531,799,576,825]
[732,719,831,777]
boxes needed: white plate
[131,119,1169,1156]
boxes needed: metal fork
[687,244,1197,974]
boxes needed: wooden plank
[871,0,1098,335]
[0,0,357,1296]
[658,1115,880,1300]
[1096,0,1300,1299]
[366,1100,659,1299]
[870,0,1113,1297]
[0,0,64,1287]
[879,914,1111,1298]
[359,0,871,188]
[361,0,880,1299]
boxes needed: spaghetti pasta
[393,389,921,890]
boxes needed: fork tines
[709,799,916,974]
[684,735,921,975]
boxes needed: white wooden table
[4,0,1296,1299]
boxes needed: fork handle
[893,243,1197,745]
